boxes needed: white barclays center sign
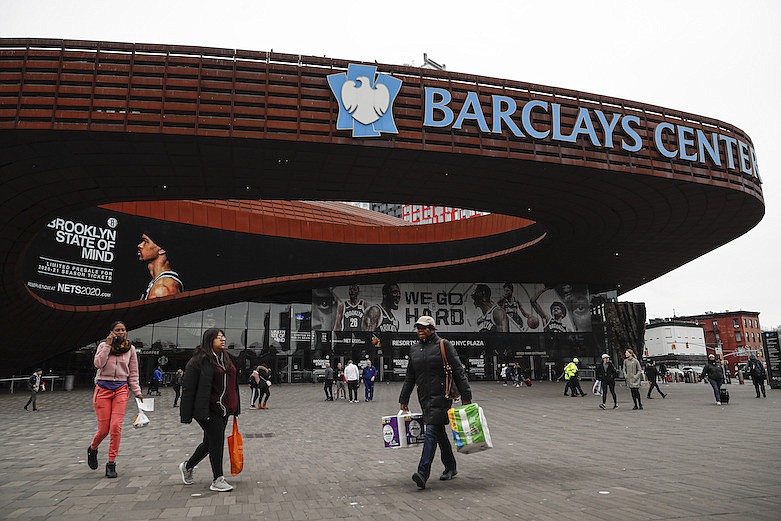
[328,64,760,181]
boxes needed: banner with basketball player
[312,283,592,334]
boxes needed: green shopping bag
[447,403,493,454]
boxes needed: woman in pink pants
[88,321,143,478]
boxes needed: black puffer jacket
[700,360,724,382]
[180,353,241,423]
[399,333,472,425]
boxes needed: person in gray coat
[400,316,472,490]
[623,349,643,410]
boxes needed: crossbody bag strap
[440,338,455,399]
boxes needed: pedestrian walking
[172,368,183,407]
[645,360,667,399]
[345,359,360,403]
[595,354,618,409]
[179,328,240,492]
[564,358,586,397]
[335,362,347,400]
[623,349,643,410]
[24,368,43,411]
[257,364,271,409]
[148,365,163,396]
[400,316,472,490]
[700,354,725,405]
[323,363,334,401]
[87,321,143,478]
[362,360,377,401]
[248,366,261,408]
[746,354,767,398]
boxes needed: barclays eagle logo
[327,64,402,138]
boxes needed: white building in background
[644,320,707,357]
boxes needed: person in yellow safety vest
[563,358,586,397]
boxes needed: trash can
[64,375,75,391]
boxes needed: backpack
[752,363,765,379]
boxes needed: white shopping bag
[133,409,150,428]
[136,397,154,412]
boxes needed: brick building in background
[676,311,762,375]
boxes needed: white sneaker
[179,461,194,485]
[210,476,233,492]
[717,401,721,405]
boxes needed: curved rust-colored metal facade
[0,39,765,369]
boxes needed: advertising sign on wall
[312,283,591,334]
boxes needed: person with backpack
[746,354,767,398]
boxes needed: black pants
[25,389,38,410]
[324,379,333,400]
[754,380,766,397]
[258,385,270,405]
[570,378,585,396]
[630,388,643,408]
[601,380,617,405]
[347,380,359,401]
[250,386,260,406]
[188,415,228,480]
[647,380,665,398]
[173,386,181,407]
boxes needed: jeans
[25,389,38,410]
[364,382,375,401]
[708,379,722,402]
[188,415,229,480]
[417,424,456,481]
[91,385,130,462]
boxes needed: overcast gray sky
[3,0,779,327]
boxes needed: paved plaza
[1,380,779,521]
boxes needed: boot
[105,462,117,478]
[87,446,98,470]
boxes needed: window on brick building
[733,318,739,328]
[735,331,742,342]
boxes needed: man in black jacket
[399,316,472,490]
[24,368,42,411]
[645,360,667,399]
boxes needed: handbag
[439,339,461,400]
[227,416,244,476]
[264,378,272,387]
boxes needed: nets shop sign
[328,64,760,180]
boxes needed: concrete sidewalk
[1,380,779,520]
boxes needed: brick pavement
[1,380,779,520]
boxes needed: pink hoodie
[94,342,142,396]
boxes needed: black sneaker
[87,446,98,470]
[105,462,117,478]
[647,396,653,399]
[440,469,458,481]
[599,403,606,410]
[412,472,426,489]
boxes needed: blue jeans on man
[708,378,722,402]
[417,424,456,481]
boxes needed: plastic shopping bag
[592,380,602,396]
[133,409,150,428]
[228,416,244,476]
[447,403,493,454]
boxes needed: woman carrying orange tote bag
[227,416,243,476]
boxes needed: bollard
[738,371,744,385]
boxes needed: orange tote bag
[227,416,244,476]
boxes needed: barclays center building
[0,39,764,385]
